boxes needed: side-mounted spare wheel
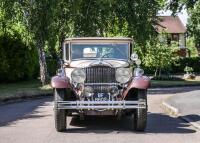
[54,88,66,132]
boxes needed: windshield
[71,43,129,60]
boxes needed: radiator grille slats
[85,66,116,83]
[84,66,116,93]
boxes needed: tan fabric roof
[156,16,186,34]
[65,37,132,41]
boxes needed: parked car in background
[51,37,150,132]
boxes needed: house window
[171,34,179,41]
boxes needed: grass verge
[151,80,200,88]
[0,80,52,101]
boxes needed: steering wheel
[101,52,113,58]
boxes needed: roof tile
[156,16,186,33]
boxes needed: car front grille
[84,66,117,93]
[84,66,116,83]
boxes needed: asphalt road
[0,87,200,143]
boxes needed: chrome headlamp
[71,68,86,83]
[131,53,138,61]
[84,86,94,98]
[134,68,144,77]
[116,68,132,84]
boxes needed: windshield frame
[62,38,133,65]
[66,42,131,62]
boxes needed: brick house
[156,16,187,57]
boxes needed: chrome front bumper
[56,100,146,110]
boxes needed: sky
[158,9,188,26]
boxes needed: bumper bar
[56,100,146,110]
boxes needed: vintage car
[51,37,150,132]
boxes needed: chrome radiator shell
[84,66,117,93]
[84,66,116,83]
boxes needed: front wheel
[134,89,147,131]
[54,89,66,132]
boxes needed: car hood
[69,60,129,68]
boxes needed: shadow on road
[147,113,198,133]
[65,112,197,134]
[0,97,52,127]
[183,114,200,123]
[0,97,198,134]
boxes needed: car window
[71,43,129,60]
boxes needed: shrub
[151,75,184,81]
[143,38,178,76]
[0,34,38,82]
[184,66,194,74]
[46,57,58,76]
[144,57,200,75]
[171,57,200,74]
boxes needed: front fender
[123,76,150,97]
[51,76,71,89]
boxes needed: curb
[162,101,179,116]
[162,101,200,130]
[0,93,52,105]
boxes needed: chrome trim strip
[56,100,146,109]
[84,83,119,86]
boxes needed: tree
[72,0,163,57]
[18,0,59,85]
[186,37,199,57]
[144,37,178,76]
[0,0,49,84]
[1,0,74,84]
[187,1,200,55]
[2,0,165,84]
[166,0,198,13]
[164,0,200,56]
[47,0,72,59]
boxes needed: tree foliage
[72,0,161,45]
[1,0,60,84]
[144,37,178,76]
[166,0,198,13]
[166,0,200,56]
[0,1,38,82]
[187,1,200,50]
[186,37,199,57]
[1,0,166,83]
[0,34,38,82]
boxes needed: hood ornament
[89,59,113,67]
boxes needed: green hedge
[171,57,200,74]
[143,57,200,74]
[0,35,38,82]
[46,58,58,76]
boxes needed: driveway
[0,87,200,143]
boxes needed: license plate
[94,93,109,101]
